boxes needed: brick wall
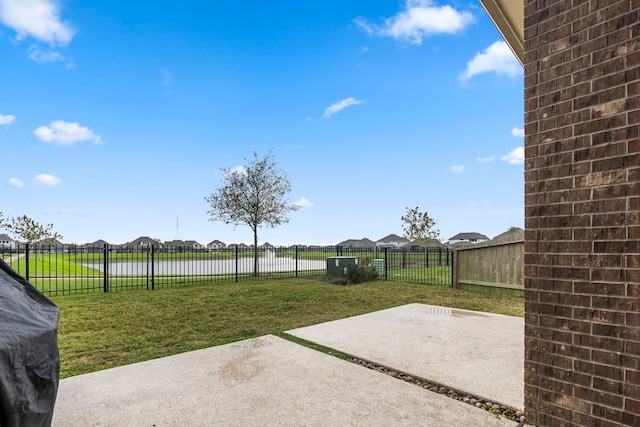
[524,1,640,425]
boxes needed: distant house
[33,238,64,248]
[401,239,446,251]
[31,238,66,252]
[336,238,376,249]
[89,239,110,247]
[81,239,110,253]
[183,240,204,250]
[289,244,307,250]
[491,227,524,243]
[227,243,249,250]
[376,233,410,249]
[125,236,161,249]
[448,232,490,248]
[260,242,275,250]
[207,240,226,250]
[164,239,184,251]
[0,234,15,250]
[163,239,203,251]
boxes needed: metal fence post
[103,244,108,293]
[295,245,299,277]
[151,245,155,290]
[384,247,388,281]
[451,249,457,288]
[425,247,429,268]
[235,245,239,282]
[25,244,30,281]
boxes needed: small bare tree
[401,206,440,245]
[3,215,63,244]
[205,151,300,276]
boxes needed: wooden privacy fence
[453,240,524,296]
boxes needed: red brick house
[481,1,640,425]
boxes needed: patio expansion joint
[277,332,527,426]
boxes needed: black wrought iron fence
[0,244,452,296]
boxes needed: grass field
[7,249,454,295]
[50,278,524,378]
[9,254,99,277]
[7,249,451,271]
[28,273,298,295]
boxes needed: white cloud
[460,41,522,81]
[294,197,313,208]
[32,173,62,186]
[57,208,87,217]
[477,156,495,163]
[228,166,247,176]
[356,0,474,45]
[27,46,74,68]
[220,166,247,180]
[160,68,172,86]
[8,177,23,187]
[450,165,465,173]
[511,127,524,137]
[0,0,75,45]
[34,120,103,146]
[501,147,524,165]
[28,45,63,62]
[354,18,374,35]
[323,97,364,118]
[0,113,15,125]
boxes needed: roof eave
[478,0,524,66]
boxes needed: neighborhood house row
[0,232,507,251]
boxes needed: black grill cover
[0,258,60,426]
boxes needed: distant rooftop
[449,232,489,241]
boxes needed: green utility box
[326,257,358,277]
[373,259,384,276]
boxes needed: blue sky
[0,0,524,246]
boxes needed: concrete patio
[52,304,524,426]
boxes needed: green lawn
[51,278,524,378]
[8,251,454,294]
[9,254,99,277]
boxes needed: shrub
[345,257,379,284]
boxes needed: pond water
[83,256,326,276]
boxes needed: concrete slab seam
[277,332,527,425]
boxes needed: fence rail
[0,244,453,296]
